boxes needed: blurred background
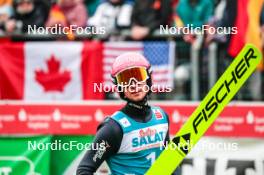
[0,0,264,174]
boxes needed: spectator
[131,0,171,40]
[0,0,13,33]
[175,0,213,43]
[176,0,213,28]
[45,0,88,38]
[204,0,227,46]
[205,0,236,46]
[88,0,132,34]
[45,2,68,27]
[58,0,87,27]
[4,0,50,33]
[84,0,100,16]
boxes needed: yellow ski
[146,44,262,175]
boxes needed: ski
[146,44,262,175]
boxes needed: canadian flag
[0,41,104,100]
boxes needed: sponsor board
[0,102,264,137]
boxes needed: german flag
[228,0,264,70]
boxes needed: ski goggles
[116,67,149,86]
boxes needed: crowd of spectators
[1,0,263,41]
[0,0,218,40]
[0,0,263,41]
[0,0,172,40]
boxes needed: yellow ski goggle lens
[116,67,148,86]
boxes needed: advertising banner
[0,102,263,137]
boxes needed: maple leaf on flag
[35,55,71,92]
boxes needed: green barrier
[0,136,51,175]
[0,135,95,175]
[51,135,94,175]
[146,44,262,175]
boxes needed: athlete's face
[123,81,148,102]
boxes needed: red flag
[0,42,24,99]
[0,41,104,100]
[228,0,264,69]
[82,41,104,99]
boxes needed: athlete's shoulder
[110,110,125,119]
[97,116,122,132]
[110,111,133,130]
